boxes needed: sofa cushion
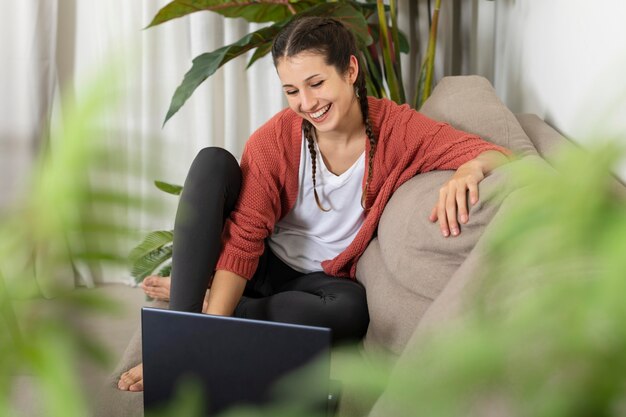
[357,76,541,358]
[420,75,538,157]
[358,167,509,356]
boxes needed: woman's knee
[185,147,241,196]
[318,282,370,340]
[190,147,240,180]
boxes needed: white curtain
[0,1,287,285]
[0,0,473,285]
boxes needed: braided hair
[271,17,377,211]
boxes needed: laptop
[141,307,334,416]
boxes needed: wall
[487,0,626,178]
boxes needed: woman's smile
[308,103,332,122]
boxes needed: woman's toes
[129,381,144,392]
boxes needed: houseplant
[130,0,445,284]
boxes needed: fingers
[457,186,469,225]
[445,186,459,236]
[434,179,475,237]
[468,181,479,205]
[430,169,483,237]
[437,187,450,237]
[129,380,144,392]
[429,205,438,222]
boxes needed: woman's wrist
[205,269,247,316]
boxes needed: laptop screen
[142,307,332,416]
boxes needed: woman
[118,16,510,392]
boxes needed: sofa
[95,75,587,417]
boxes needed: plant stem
[376,0,402,103]
[416,0,441,108]
[424,0,441,98]
[389,0,405,103]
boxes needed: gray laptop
[141,307,333,416]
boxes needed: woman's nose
[299,90,317,112]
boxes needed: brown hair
[271,17,377,211]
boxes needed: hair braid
[303,120,330,212]
[357,75,377,210]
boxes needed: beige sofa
[95,76,579,417]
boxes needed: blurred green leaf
[0,61,151,417]
[154,180,183,195]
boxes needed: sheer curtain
[1,1,476,286]
[1,1,286,285]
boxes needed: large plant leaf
[131,244,173,282]
[163,22,285,124]
[147,0,321,27]
[369,23,410,54]
[319,2,372,48]
[246,41,273,69]
[163,2,371,124]
[128,230,174,263]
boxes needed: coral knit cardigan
[216,97,509,280]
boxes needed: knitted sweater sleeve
[215,122,285,279]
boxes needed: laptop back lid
[142,307,331,416]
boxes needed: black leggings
[169,147,369,344]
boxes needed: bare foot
[117,363,144,392]
[141,276,171,301]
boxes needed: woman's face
[276,52,359,134]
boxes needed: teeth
[311,104,330,119]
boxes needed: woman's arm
[204,269,248,316]
[429,150,510,237]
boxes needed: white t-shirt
[268,132,366,273]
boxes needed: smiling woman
[117,16,511,392]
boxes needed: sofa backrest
[357,76,541,357]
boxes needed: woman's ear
[347,55,359,84]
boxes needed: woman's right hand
[117,363,144,391]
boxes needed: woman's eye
[311,81,324,88]
[285,90,298,96]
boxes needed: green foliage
[130,243,173,283]
[150,0,418,124]
[146,0,320,28]
[129,230,174,283]
[154,180,183,195]
[0,68,149,416]
[163,22,289,125]
[415,0,442,109]
[129,180,183,283]
[365,144,626,417]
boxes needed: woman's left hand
[429,161,485,237]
